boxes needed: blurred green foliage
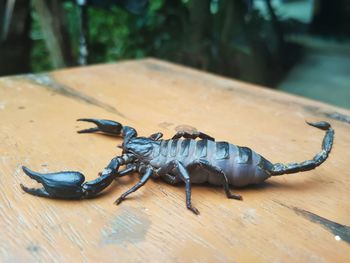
[30,7,52,72]
[30,0,292,86]
[31,0,165,71]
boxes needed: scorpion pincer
[21,119,334,214]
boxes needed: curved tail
[269,121,334,176]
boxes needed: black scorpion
[21,119,334,214]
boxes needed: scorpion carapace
[21,119,334,214]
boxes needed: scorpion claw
[20,184,51,197]
[77,118,123,135]
[77,127,100,134]
[22,166,86,199]
[21,157,125,200]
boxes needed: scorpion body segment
[21,119,334,214]
[149,139,273,187]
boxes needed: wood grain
[0,59,349,262]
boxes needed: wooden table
[0,59,349,262]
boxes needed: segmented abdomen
[150,139,273,187]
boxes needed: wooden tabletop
[0,58,349,262]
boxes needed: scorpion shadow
[166,177,330,196]
[107,172,331,200]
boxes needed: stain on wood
[16,73,125,117]
[293,206,350,244]
[323,112,350,125]
[275,200,350,245]
[101,207,151,246]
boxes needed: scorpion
[21,118,334,214]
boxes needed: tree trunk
[32,0,74,68]
[0,0,31,76]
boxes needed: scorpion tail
[269,121,334,176]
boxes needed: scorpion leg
[21,155,133,199]
[172,131,215,141]
[189,159,242,200]
[118,164,137,177]
[157,160,199,215]
[115,166,153,205]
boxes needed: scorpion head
[121,137,155,160]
